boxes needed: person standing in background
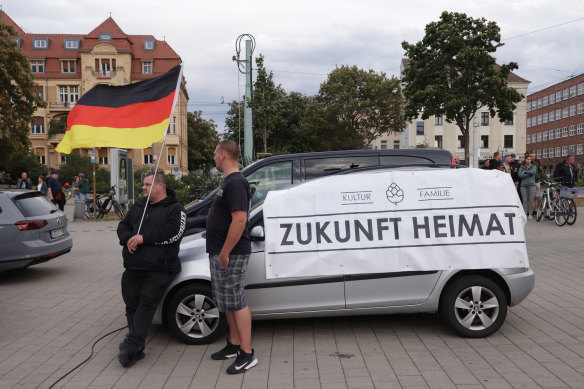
[17,172,33,189]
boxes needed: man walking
[117,173,186,367]
[207,140,257,374]
[47,171,65,211]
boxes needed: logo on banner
[386,182,404,205]
[341,190,373,205]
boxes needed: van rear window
[305,156,378,179]
[14,193,57,217]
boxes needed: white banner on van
[263,168,529,279]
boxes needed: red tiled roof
[86,17,127,39]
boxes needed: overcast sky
[4,0,584,130]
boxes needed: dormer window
[64,38,80,50]
[11,37,21,48]
[33,38,49,49]
[144,39,155,50]
[99,33,112,42]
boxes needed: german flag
[56,64,182,154]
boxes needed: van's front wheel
[440,276,507,338]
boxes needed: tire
[554,198,569,226]
[84,200,96,219]
[536,195,546,222]
[566,199,577,225]
[165,283,227,345]
[440,275,507,338]
[113,201,125,219]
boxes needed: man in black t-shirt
[206,140,257,374]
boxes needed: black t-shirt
[206,172,251,255]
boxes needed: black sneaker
[118,350,145,368]
[211,340,239,360]
[226,349,257,374]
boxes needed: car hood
[178,232,208,263]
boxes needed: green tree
[0,20,46,181]
[401,11,523,166]
[187,111,219,172]
[57,151,110,192]
[313,65,405,149]
[250,54,286,154]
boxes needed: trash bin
[74,200,85,220]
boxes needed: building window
[33,38,49,49]
[64,38,79,49]
[563,88,569,100]
[578,103,584,115]
[380,140,387,149]
[144,155,153,164]
[480,135,489,148]
[556,109,561,119]
[550,110,555,121]
[37,155,45,164]
[537,115,542,125]
[95,58,116,76]
[556,91,562,102]
[549,148,554,158]
[481,112,489,126]
[570,105,576,116]
[526,103,531,113]
[61,60,76,73]
[504,135,513,149]
[578,144,583,155]
[543,113,548,123]
[144,39,155,50]
[526,136,531,145]
[537,149,542,159]
[555,128,561,139]
[142,61,153,74]
[35,85,44,101]
[562,146,568,156]
[504,117,513,125]
[537,98,542,108]
[563,108,569,118]
[549,129,554,140]
[531,101,537,111]
[537,132,542,142]
[557,146,562,156]
[58,86,79,104]
[30,117,44,134]
[531,134,536,143]
[30,60,44,73]
[458,135,464,149]
[527,118,531,128]
[61,155,67,165]
[11,36,21,48]
[99,33,112,42]
[168,154,176,165]
[543,149,548,159]
[578,83,584,96]
[393,140,400,149]
[99,156,108,164]
[570,86,577,98]
[435,115,443,125]
[416,121,424,135]
[578,123,584,135]
[543,96,548,106]
[550,93,555,104]
[562,127,568,137]
[543,131,548,141]
[569,145,575,154]
[569,125,576,136]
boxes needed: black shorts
[209,254,250,312]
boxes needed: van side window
[246,161,292,207]
[380,155,434,166]
[305,156,378,180]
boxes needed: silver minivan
[154,168,535,343]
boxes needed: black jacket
[117,188,186,272]
[554,161,578,188]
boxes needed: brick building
[372,59,530,166]
[526,74,584,176]
[1,11,189,175]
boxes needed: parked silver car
[154,171,535,343]
[0,189,72,272]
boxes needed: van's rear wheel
[165,283,227,345]
[440,276,507,338]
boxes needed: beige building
[1,11,189,175]
[371,59,530,165]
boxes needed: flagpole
[135,63,184,236]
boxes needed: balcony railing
[47,101,76,109]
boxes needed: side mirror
[249,225,264,241]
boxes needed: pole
[472,114,479,168]
[92,148,96,218]
[243,39,253,163]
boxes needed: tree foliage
[0,20,46,180]
[312,65,405,149]
[401,11,524,165]
[187,110,219,172]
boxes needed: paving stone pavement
[1,206,583,389]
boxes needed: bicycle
[84,185,125,219]
[536,179,570,226]
[559,186,578,225]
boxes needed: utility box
[110,148,133,205]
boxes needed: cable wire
[504,16,584,41]
[47,325,128,389]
